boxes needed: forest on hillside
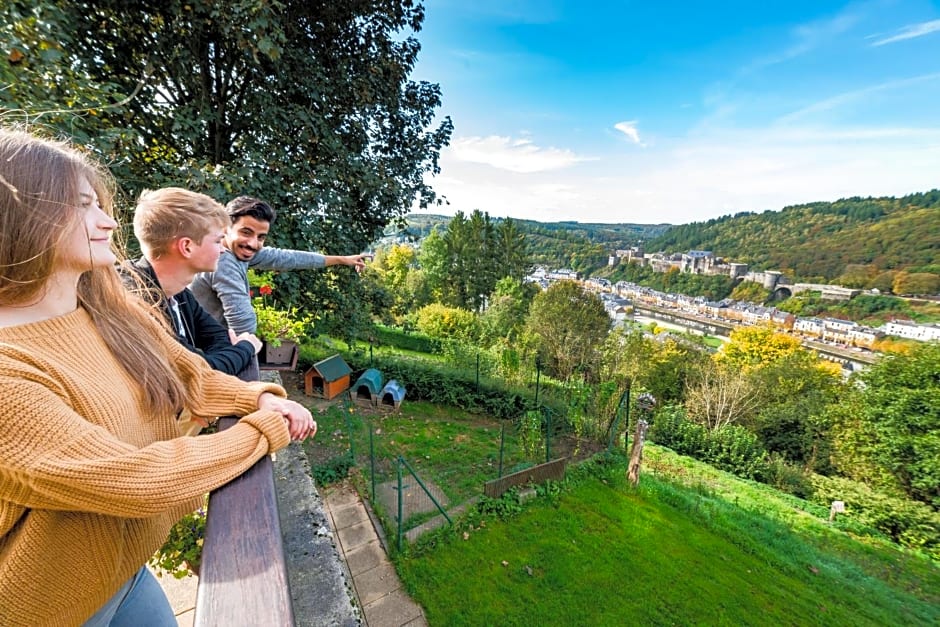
[406,191,939,286]
[646,191,940,283]
[402,213,669,273]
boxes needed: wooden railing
[194,361,295,626]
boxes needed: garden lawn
[396,469,939,626]
[301,399,534,507]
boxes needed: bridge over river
[633,305,878,372]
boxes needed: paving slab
[363,589,426,627]
[149,565,196,621]
[345,540,387,577]
[176,609,194,627]
[353,561,401,606]
[337,519,377,553]
[332,501,371,530]
[327,485,363,508]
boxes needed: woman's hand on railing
[258,392,317,441]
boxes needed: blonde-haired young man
[125,187,261,377]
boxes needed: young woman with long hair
[0,127,317,625]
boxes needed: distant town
[527,247,940,351]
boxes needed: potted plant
[250,273,312,364]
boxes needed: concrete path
[323,482,428,627]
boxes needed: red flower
[259,284,273,296]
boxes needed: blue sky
[410,0,940,225]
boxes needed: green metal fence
[318,363,635,551]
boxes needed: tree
[422,210,531,311]
[683,360,761,431]
[370,243,420,319]
[715,325,804,371]
[412,303,479,342]
[600,327,707,405]
[846,343,940,507]
[480,277,533,344]
[525,280,610,381]
[1,0,452,333]
[496,217,530,281]
[417,226,448,303]
[749,352,842,471]
[893,272,940,296]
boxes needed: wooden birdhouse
[303,354,352,400]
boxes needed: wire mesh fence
[304,352,654,551]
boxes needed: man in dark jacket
[124,187,262,378]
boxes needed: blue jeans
[83,566,176,627]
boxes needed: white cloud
[872,19,940,46]
[424,125,940,225]
[446,135,589,173]
[776,72,940,124]
[614,120,643,145]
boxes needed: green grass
[395,452,939,626]
[302,400,537,506]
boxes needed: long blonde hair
[0,127,186,415]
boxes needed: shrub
[765,454,815,499]
[149,505,206,579]
[705,425,769,481]
[313,455,355,485]
[810,474,940,559]
[649,405,708,456]
[364,324,442,354]
[412,303,480,342]
[649,406,768,481]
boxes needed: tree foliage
[411,303,479,342]
[646,193,940,287]
[600,327,707,404]
[684,360,761,431]
[525,280,610,381]
[848,343,940,508]
[715,325,804,371]
[1,0,452,333]
[418,210,530,311]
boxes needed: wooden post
[627,418,649,487]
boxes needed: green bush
[649,406,768,480]
[811,474,940,559]
[364,325,442,354]
[353,354,552,420]
[765,454,815,499]
[312,455,355,485]
[149,505,206,579]
[706,425,769,481]
[649,405,708,456]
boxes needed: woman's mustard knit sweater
[0,307,291,625]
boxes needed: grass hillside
[394,446,939,626]
[646,191,940,281]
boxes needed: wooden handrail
[194,360,295,626]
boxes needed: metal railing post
[397,458,403,552]
[369,422,376,500]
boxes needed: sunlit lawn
[301,399,534,506]
[395,452,939,626]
